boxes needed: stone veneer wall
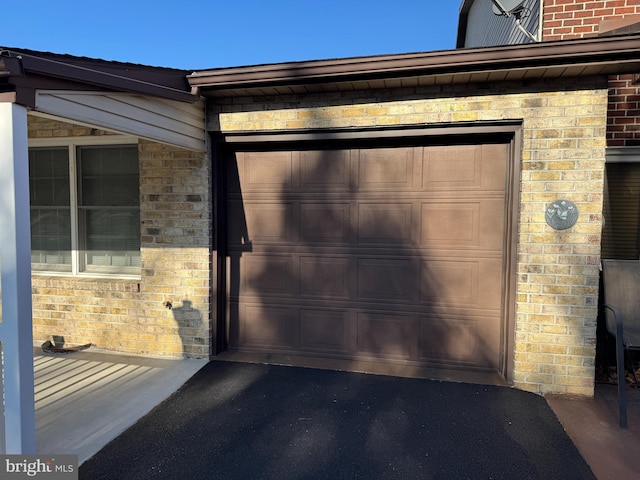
[208,76,608,395]
[25,116,212,358]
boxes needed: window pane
[29,148,72,271]
[78,145,140,274]
[82,176,140,206]
[82,209,141,271]
[85,210,140,251]
[29,148,70,206]
[79,146,139,206]
[601,162,640,260]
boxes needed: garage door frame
[211,121,521,383]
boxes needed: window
[602,148,640,260]
[29,138,140,276]
[29,147,72,271]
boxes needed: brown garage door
[225,141,510,373]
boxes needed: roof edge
[1,50,200,104]
[188,34,640,91]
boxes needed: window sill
[31,271,142,282]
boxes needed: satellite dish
[492,0,526,16]
[490,0,538,42]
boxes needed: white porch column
[0,101,36,453]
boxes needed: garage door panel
[419,317,478,363]
[234,202,293,244]
[478,198,507,249]
[238,304,297,348]
[423,145,481,189]
[299,309,350,353]
[236,151,294,191]
[422,144,507,191]
[420,258,502,309]
[421,202,479,246]
[358,203,413,245]
[300,203,351,243]
[420,260,478,305]
[478,258,504,309]
[300,150,351,190]
[300,256,349,298]
[479,144,509,190]
[356,312,417,359]
[357,258,415,302]
[358,147,415,190]
[420,198,505,248]
[243,255,295,296]
[419,315,499,368]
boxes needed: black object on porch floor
[80,361,594,480]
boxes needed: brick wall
[542,0,640,146]
[25,116,212,358]
[607,75,640,146]
[542,0,640,40]
[210,76,609,395]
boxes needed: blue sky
[2,1,462,70]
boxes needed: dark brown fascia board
[188,34,640,91]
[0,50,200,103]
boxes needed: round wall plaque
[545,199,579,230]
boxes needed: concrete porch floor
[34,348,207,464]
[33,349,640,478]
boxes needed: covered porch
[35,348,206,464]
[0,48,207,453]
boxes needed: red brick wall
[543,1,640,146]
[607,74,640,146]
[542,0,640,40]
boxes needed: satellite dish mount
[491,0,538,42]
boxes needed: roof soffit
[189,34,640,97]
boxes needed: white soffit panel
[34,91,206,152]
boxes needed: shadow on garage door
[215,128,519,385]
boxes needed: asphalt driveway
[80,361,595,480]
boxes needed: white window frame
[28,135,141,279]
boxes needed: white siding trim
[34,91,206,152]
